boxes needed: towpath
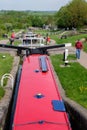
[49,40,87,69]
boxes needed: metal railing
[1,73,14,89]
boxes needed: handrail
[1,73,14,89]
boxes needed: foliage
[55,6,71,28]
[0,87,5,99]
[50,54,87,108]
[0,10,55,37]
[0,53,13,99]
[56,0,87,28]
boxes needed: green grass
[0,53,13,99]
[50,33,87,52]
[8,40,22,46]
[34,29,50,37]
[0,87,5,99]
[83,41,87,52]
[50,54,87,108]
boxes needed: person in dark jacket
[75,39,83,59]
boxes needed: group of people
[8,31,83,59]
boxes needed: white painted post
[1,73,14,89]
[65,49,68,61]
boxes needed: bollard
[63,49,69,66]
[65,49,68,61]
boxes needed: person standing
[75,39,83,59]
[46,36,50,45]
[9,31,15,45]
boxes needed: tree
[55,6,72,28]
[68,0,87,27]
[55,0,87,28]
[31,16,44,27]
[4,23,13,32]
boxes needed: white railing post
[0,73,14,89]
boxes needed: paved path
[68,46,87,69]
[77,50,87,69]
[48,43,87,69]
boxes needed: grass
[9,29,87,49]
[34,29,50,37]
[50,33,87,52]
[50,54,87,108]
[34,29,87,53]
[0,87,5,99]
[8,39,22,46]
[0,53,13,99]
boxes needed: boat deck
[12,54,71,130]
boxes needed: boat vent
[34,93,44,99]
[39,56,48,72]
[34,69,40,73]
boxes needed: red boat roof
[12,54,71,130]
